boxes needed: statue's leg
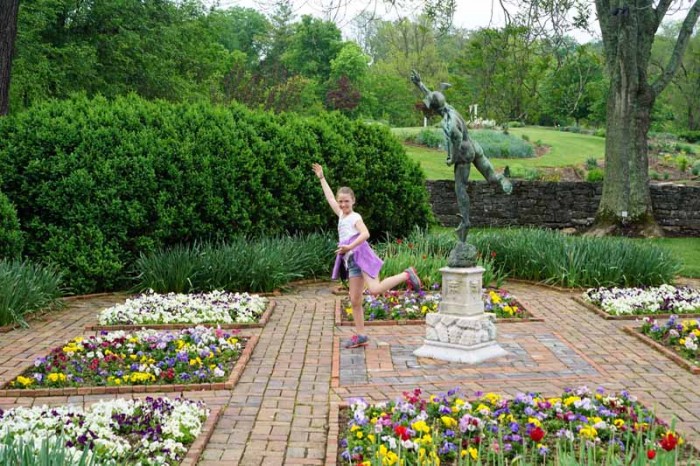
[454,163,471,242]
[473,142,512,194]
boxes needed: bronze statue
[410,70,512,255]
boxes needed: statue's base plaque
[413,313,507,364]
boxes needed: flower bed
[0,397,219,465]
[337,288,540,326]
[87,290,273,330]
[1,326,256,396]
[335,386,692,465]
[624,316,700,374]
[577,285,700,320]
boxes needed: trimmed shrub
[0,190,23,260]
[0,95,432,293]
[692,160,700,176]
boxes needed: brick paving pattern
[1,280,699,465]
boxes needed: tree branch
[652,0,700,95]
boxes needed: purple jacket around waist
[331,234,383,279]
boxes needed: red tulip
[660,432,679,451]
[647,449,656,460]
[529,426,545,442]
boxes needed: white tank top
[338,212,361,242]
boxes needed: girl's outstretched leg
[363,268,422,296]
[345,276,368,348]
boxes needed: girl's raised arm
[312,163,341,216]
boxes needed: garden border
[334,296,544,327]
[572,296,700,321]
[84,300,277,331]
[0,335,259,397]
[181,405,224,466]
[622,327,700,374]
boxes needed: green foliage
[0,96,430,292]
[585,157,598,169]
[678,130,700,143]
[472,130,535,158]
[0,433,98,466]
[507,121,525,128]
[692,160,700,176]
[676,155,689,172]
[507,166,543,181]
[134,233,336,293]
[586,168,605,182]
[470,228,681,288]
[0,190,23,260]
[0,259,64,327]
[415,128,444,149]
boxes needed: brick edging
[85,300,277,331]
[325,402,344,466]
[334,297,543,327]
[623,327,700,374]
[181,406,224,466]
[0,334,259,397]
[572,296,700,321]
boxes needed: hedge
[0,189,23,259]
[0,95,432,293]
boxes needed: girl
[312,163,422,348]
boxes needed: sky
[215,0,601,43]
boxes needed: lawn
[396,126,606,180]
[647,237,700,278]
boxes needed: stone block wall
[426,180,700,236]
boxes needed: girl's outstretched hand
[312,163,324,179]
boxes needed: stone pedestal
[413,266,507,364]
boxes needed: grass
[0,260,64,327]
[398,126,606,180]
[647,237,700,278]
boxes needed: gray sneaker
[405,267,422,292]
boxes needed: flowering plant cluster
[340,386,686,465]
[0,397,208,465]
[8,326,243,389]
[343,287,524,321]
[583,285,700,316]
[640,315,699,365]
[97,290,268,325]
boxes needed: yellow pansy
[579,425,597,439]
[468,447,478,460]
[483,393,501,405]
[563,396,581,406]
[47,373,67,383]
[412,420,430,433]
[613,419,625,428]
[528,417,541,427]
[15,375,33,387]
[350,425,360,432]
[441,416,457,428]
[489,290,502,304]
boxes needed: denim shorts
[345,254,362,278]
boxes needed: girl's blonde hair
[336,186,355,201]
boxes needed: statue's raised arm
[410,69,431,97]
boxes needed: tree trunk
[0,0,20,116]
[595,80,661,236]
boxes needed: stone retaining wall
[426,180,700,236]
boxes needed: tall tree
[591,0,700,235]
[0,0,20,115]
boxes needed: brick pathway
[1,281,699,465]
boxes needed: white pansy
[583,285,700,316]
[98,290,268,325]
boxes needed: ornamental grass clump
[471,228,680,288]
[376,229,507,288]
[641,315,699,366]
[0,259,64,327]
[7,327,243,389]
[0,397,208,465]
[339,386,690,465]
[97,290,267,325]
[134,233,336,293]
[583,285,700,316]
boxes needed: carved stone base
[413,306,507,364]
[413,339,507,364]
